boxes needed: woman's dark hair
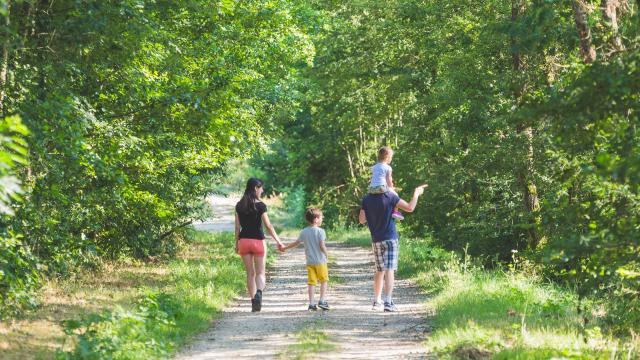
[237,178,264,214]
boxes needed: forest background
[0,0,638,352]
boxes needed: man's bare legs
[374,269,395,303]
[374,270,385,302]
[384,269,395,302]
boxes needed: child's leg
[308,284,315,304]
[319,281,328,302]
[307,265,318,304]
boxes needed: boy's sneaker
[392,210,405,221]
[318,300,330,310]
[308,304,318,311]
[384,301,398,312]
[372,300,383,311]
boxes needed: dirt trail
[177,196,433,359]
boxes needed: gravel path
[177,196,433,359]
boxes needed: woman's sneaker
[318,300,330,310]
[308,304,318,311]
[252,290,263,312]
[392,210,405,221]
[372,300,383,311]
[384,301,398,312]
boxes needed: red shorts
[238,238,266,257]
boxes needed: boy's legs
[308,284,315,304]
[307,265,318,304]
[319,281,328,301]
[316,263,329,302]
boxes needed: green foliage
[58,292,178,360]
[280,185,307,228]
[57,231,245,360]
[335,229,636,358]
[261,0,640,334]
[0,115,40,317]
[1,0,314,315]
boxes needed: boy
[282,208,330,311]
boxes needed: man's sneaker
[384,301,398,312]
[251,298,259,312]
[318,300,330,310]
[308,304,318,311]
[372,300,383,311]
[392,210,405,221]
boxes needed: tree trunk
[0,0,10,114]
[512,0,543,249]
[601,0,625,54]
[572,0,597,63]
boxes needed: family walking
[234,146,427,313]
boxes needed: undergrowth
[332,226,639,359]
[56,231,245,360]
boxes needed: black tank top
[236,201,267,240]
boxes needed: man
[359,184,428,312]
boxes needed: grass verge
[331,227,639,359]
[0,230,248,360]
[278,318,337,360]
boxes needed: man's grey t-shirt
[298,226,327,265]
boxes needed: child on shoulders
[282,208,330,311]
[369,146,404,220]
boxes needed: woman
[235,178,284,312]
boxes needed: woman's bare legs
[241,254,256,298]
[253,255,266,292]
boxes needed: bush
[57,292,178,360]
[0,233,42,318]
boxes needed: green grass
[331,227,639,359]
[326,258,345,285]
[56,231,247,360]
[278,318,337,360]
[330,226,371,247]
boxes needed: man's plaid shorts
[372,239,399,272]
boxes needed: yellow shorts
[306,263,329,285]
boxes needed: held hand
[414,184,428,196]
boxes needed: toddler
[369,146,404,220]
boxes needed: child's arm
[319,240,328,259]
[386,169,395,190]
[282,239,302,251]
